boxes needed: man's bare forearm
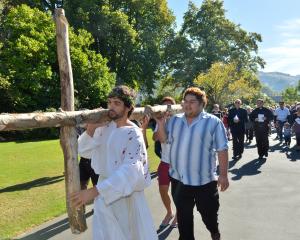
[217,149,229,177]
[156,122,167,143]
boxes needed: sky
[167,0,300,76]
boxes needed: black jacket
[228,107,248,134]
[249,107,273,131]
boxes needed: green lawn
[0,129,159,239]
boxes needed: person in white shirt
[71,85,157,240]
[274,101,290,142]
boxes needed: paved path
[16,134,300,240]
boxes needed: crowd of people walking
[215,99,300,161]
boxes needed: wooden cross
[0,9,182,234]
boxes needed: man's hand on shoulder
[86,122,109,137]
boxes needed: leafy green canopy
[0,4,115,113]
[194,62,261,108]
[163,0,265,89]
[63,0,175,93]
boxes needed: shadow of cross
[0,8,183,235]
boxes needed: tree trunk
[55,8,87,233]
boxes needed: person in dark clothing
[245,106,254,143]
[249,99,274,159]
[76,125,99,190]
[292,107,300,150]
[228,99,248,160]
[79,157,99,189]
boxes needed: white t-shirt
[274,107,290,121]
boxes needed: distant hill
[258,71,300,93]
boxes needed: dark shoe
[211,232,221,240]
[265,152,268,157]
[159,214,174,228]
[238,154,242,159]
[259,155,264,159]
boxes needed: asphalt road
[16,133,300,240]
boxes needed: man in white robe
[71,85,157,240]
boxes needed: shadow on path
[0,175,64,193]
[285,148,300,162]
[269,141,285,153]
[17,211,93,240]
[229,158,266,181]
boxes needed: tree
[194,62,261,108]
[0,4,115,113]
[63,0,175,92]
[165,0,265,89]
[282,87,300,104]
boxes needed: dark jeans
[254,128,269,156]
[296,134,300,146]
[276,121,286,140]
[245,128,253,141]
[171,178,220,240]
[284,135,291,145]
[232,132,245,156]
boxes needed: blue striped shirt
[166,111,228,186]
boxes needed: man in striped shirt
[156,87,229,240]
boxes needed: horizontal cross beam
[0,105,183,131]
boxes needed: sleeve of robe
[96,129,150,205]
[78,127,105,159]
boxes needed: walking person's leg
[195,181,220,240]
[296,135,300,150]
[249,128,254,142]
[171,178,195,240]
[261,130,269,157]
[238,132,245,156]
[245,129,249,142]
[278,121,284,141]
[255,130,264,158]
[232,133,238,158]
[157,162,175,227]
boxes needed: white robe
[78,121,157,240]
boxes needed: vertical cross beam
[55,8,87,233]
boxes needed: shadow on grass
[0,175,64,193]
[229,158,266,181]
[16,210,93,240]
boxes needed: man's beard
[108,109,124,120]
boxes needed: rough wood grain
[55,8,87,233]
[0,105,183,131]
